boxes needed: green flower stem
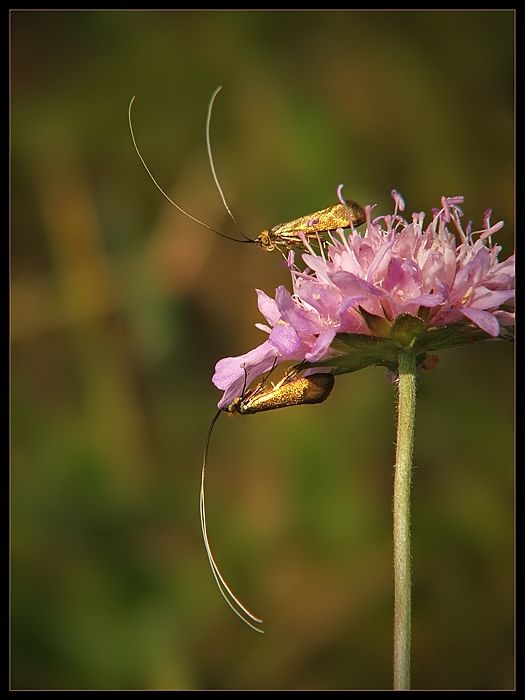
[393,350,417,690]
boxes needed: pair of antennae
[200,409,265,634]
[128,86,253,244]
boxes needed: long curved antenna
[128,96,252,245]
[205,86,253,243]
[200,409,264,633]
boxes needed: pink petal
[460,308,500,337]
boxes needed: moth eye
[256,232,272,250]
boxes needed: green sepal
[390,314,426,348]
[359,307,392,337]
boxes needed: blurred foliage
[11,10,513,690]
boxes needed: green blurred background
[11,10,514,690]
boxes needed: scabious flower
[213,191,514,408]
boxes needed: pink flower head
[213,192,514,408]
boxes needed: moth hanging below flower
[128,87,366,254]
[226,369,335,414]
[200,368,335,633]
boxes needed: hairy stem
[393,351,417,689]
